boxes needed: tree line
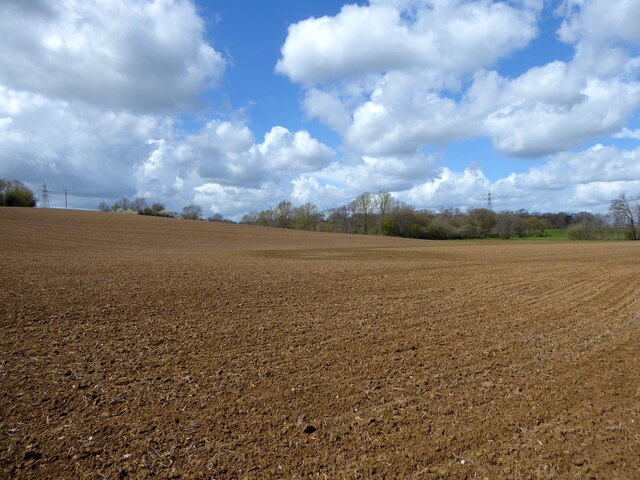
[240,191,640,241]
[98,196,234,223]
[1,178,637,240]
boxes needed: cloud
[135,122,335,212]
[287,150,438,211]
[571,180,640,208]
[1,0,638,218]
[491,144,640,211]
[405,167,490,209]
[344,71,478,155]
[0,77,334,216]
[193,183,283,218]
[0,0,225,112]
[303,89,352,132]
[494,144,640,191]
[282,0,640,159]
[277,0,540,84]
[558,0,640,47]
[403,144,640,212]
[0,0,337,217]
[0,84,172,198]
[338,61,640,157]
[291,176,343,207]
[291,143,640,214]
[484,75,640,157]
[614,127,640,140]
[259,127,335,172]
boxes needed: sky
[0,0,639,218]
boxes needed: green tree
[257,208,275,226]
[150,202,165,214]
[293,202,321,230]
[468,208,497,238]
[0,179,37,207]
[376,191,397,233]
[526,217,551,237]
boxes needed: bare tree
[496,211,518,239]
[609,193,639,240]
[182,204,203,220]
[240,211,259,224]
[351,192,374,234]
[130,197,148,213]
[275,200,294,228]
[390,201,416,237]
[376,191,395,217]
[113,196,131,211]
[326,206,351,233]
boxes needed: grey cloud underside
[0,89,160,198]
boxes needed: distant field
[507,228,568,241]
[1,208,639,478]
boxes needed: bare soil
[1,208,639,479]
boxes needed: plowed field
[1,208,639,479]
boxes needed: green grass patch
[508,229,568,241]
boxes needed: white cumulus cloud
[277,0,540,84]
[281,0,640,160]
[136,122,335,214]
[405,167,490,209]
[0,0,225,112]
[558,0,640,47]
[404,144,640,212]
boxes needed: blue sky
[200,1,358,145]
[0,0,639,217]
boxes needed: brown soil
[1,208,639,479]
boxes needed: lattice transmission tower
[39,183,50,208]
[485,191,493,211]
